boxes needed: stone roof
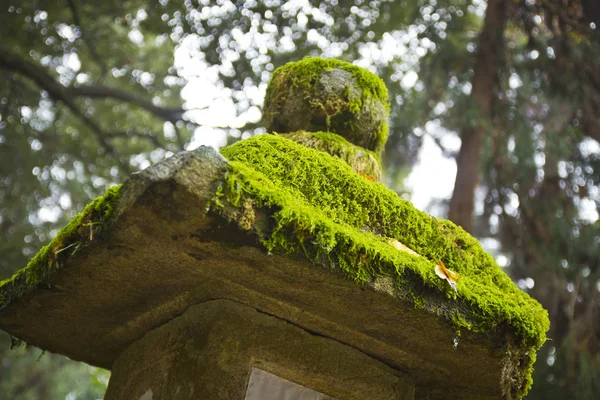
[0,134,548,399]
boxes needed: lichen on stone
[263,57,390,155]
[0,185,121,309]
[218,133,549,397]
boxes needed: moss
[0,185,121,309]
[282,131,382,181]
[218,134,549,396]
[264,57,390,154]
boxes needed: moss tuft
[0,185,121,309]
[218,134,549,397]
[282,131,382,181]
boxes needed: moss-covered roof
[218,134,549,395]
[0,134,548,399]
[0,186,121,310]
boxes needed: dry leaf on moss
[387,239,460,295]
[359,172,375,182]
[435,262,460,294]
[388,238,420,257]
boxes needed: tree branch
[0,47,186,123]
[104,131,162,148]
[0,47,130,172]
[71,85,185,123]
[425,131,458,159]
[0,47,80,112]
[0,48,263,170]
[65,106,131,173]
[65,0,109,77]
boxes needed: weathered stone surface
[105,299,413,400]
[0,138,547,399]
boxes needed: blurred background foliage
[0,0,599,398]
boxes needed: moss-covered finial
[263,58,390,155]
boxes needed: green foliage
[0,334,109,400]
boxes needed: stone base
[105,299,413,400]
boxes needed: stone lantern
[0,58,549,400]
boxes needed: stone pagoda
[0,58,549,400]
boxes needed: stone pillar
[105,300,414,400]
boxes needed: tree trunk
[448,0,507,232]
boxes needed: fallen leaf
[359,172,375,182]
[388,238,420,257]
[435,262,460,294]
[436,262,460,281]
[387,240,460,295]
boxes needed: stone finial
[263,58,390,155]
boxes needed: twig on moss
[82,221,101,241]
[54,241,81,256]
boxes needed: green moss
[0,185,121,309]
[218,134,549,396]
[264,57,390,154]
[282,131,382,181]
[301,130,381,163]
